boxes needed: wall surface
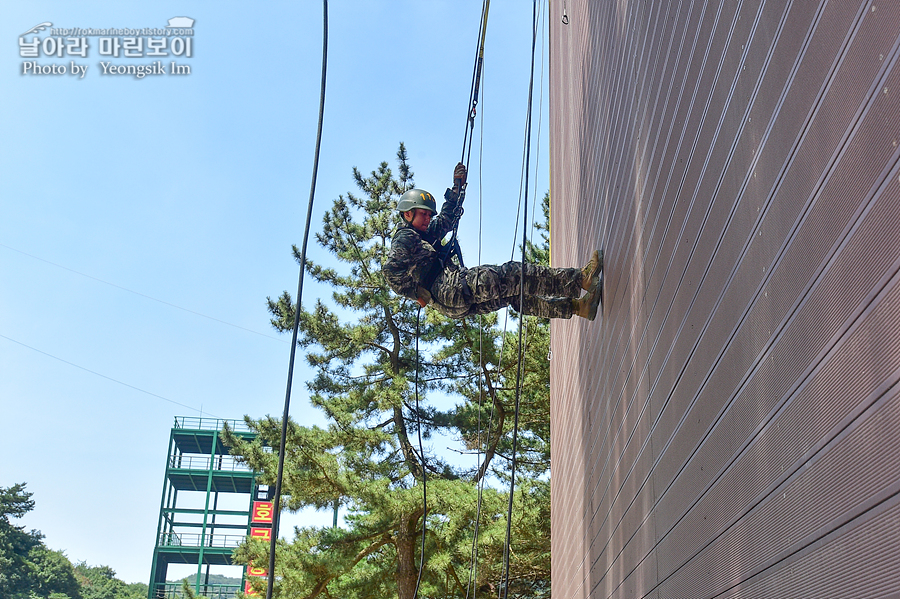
[548,1,900,597]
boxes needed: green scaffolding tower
[148,417,270,599]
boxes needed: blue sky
[1,1,550,584]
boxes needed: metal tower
[148,417,271,599]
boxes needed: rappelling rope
[464,1,547,595]
[267,2,328,599]
[413,2,549,596]
[501,1,539,597]
[529,2,547,261]
[465,31,489,599]
[461,0,490,167]
[413,306,428,599]
[443,0,491,272]
[416,5,492,595]
[455,2,494,597]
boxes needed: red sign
[247,564,268,578]
[244,580,259,596]
[250,527,272,541]
[251,501,274,524]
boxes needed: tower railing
[173,416,252,433]
[151,582,241,599]
[167,454,252,472]
[157,531,247,548]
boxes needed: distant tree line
[0,483,148,599]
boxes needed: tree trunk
[396,511,420,599]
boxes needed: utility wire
[0,332,212,416]
[0,242,287,344]
[267,2,327,598]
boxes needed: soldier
[383,163,603,320]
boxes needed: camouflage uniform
[383,188,583,319]
[430,261,582,319]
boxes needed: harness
[421,218,464,292]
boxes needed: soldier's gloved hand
[416,286,432,308]
[453,162,467,194]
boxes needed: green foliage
[179,579,212,599]
[227,144,552,599]
[0,483,45,599]
[526,191,551,267]
[73,563,118,599]
[178,573,242,588]
[74,563,146,599]
[28,547,83,599]
[0,484,144,599]
[123,582,150,599]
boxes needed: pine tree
[226,145,551,598]
[0,483,45,599]
[0,484,90,599]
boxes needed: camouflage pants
[430,261,583,319]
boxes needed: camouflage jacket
[383,188,463,301]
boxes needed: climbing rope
[268,2,328,598]
[412,2,545,596]
[442,0,492,272]
[421,5,494,597]
[465,29,489,599]
[501,1,540,597]
[461,0,491,167]
[413,306,428,599]
[460,2,547,596]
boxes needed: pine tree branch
[369,417,393,430]
[424,527,468,597]
[475,362,506,484]
[393,405,423,480]
[364,341,393,356]
[302,533,392,599]
[492,452,548,466]
[384,305,401,373]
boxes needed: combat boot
[582,249,603,291]
[572,276,603,320]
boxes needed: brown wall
[548,1,900,597]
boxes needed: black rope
[461,0,491,166]
[465,80,488,599]
[501,1,538,597]
[443,0,492,272]
[413,307,427,599]
[267,2,327,598]
[416,4,494,596]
